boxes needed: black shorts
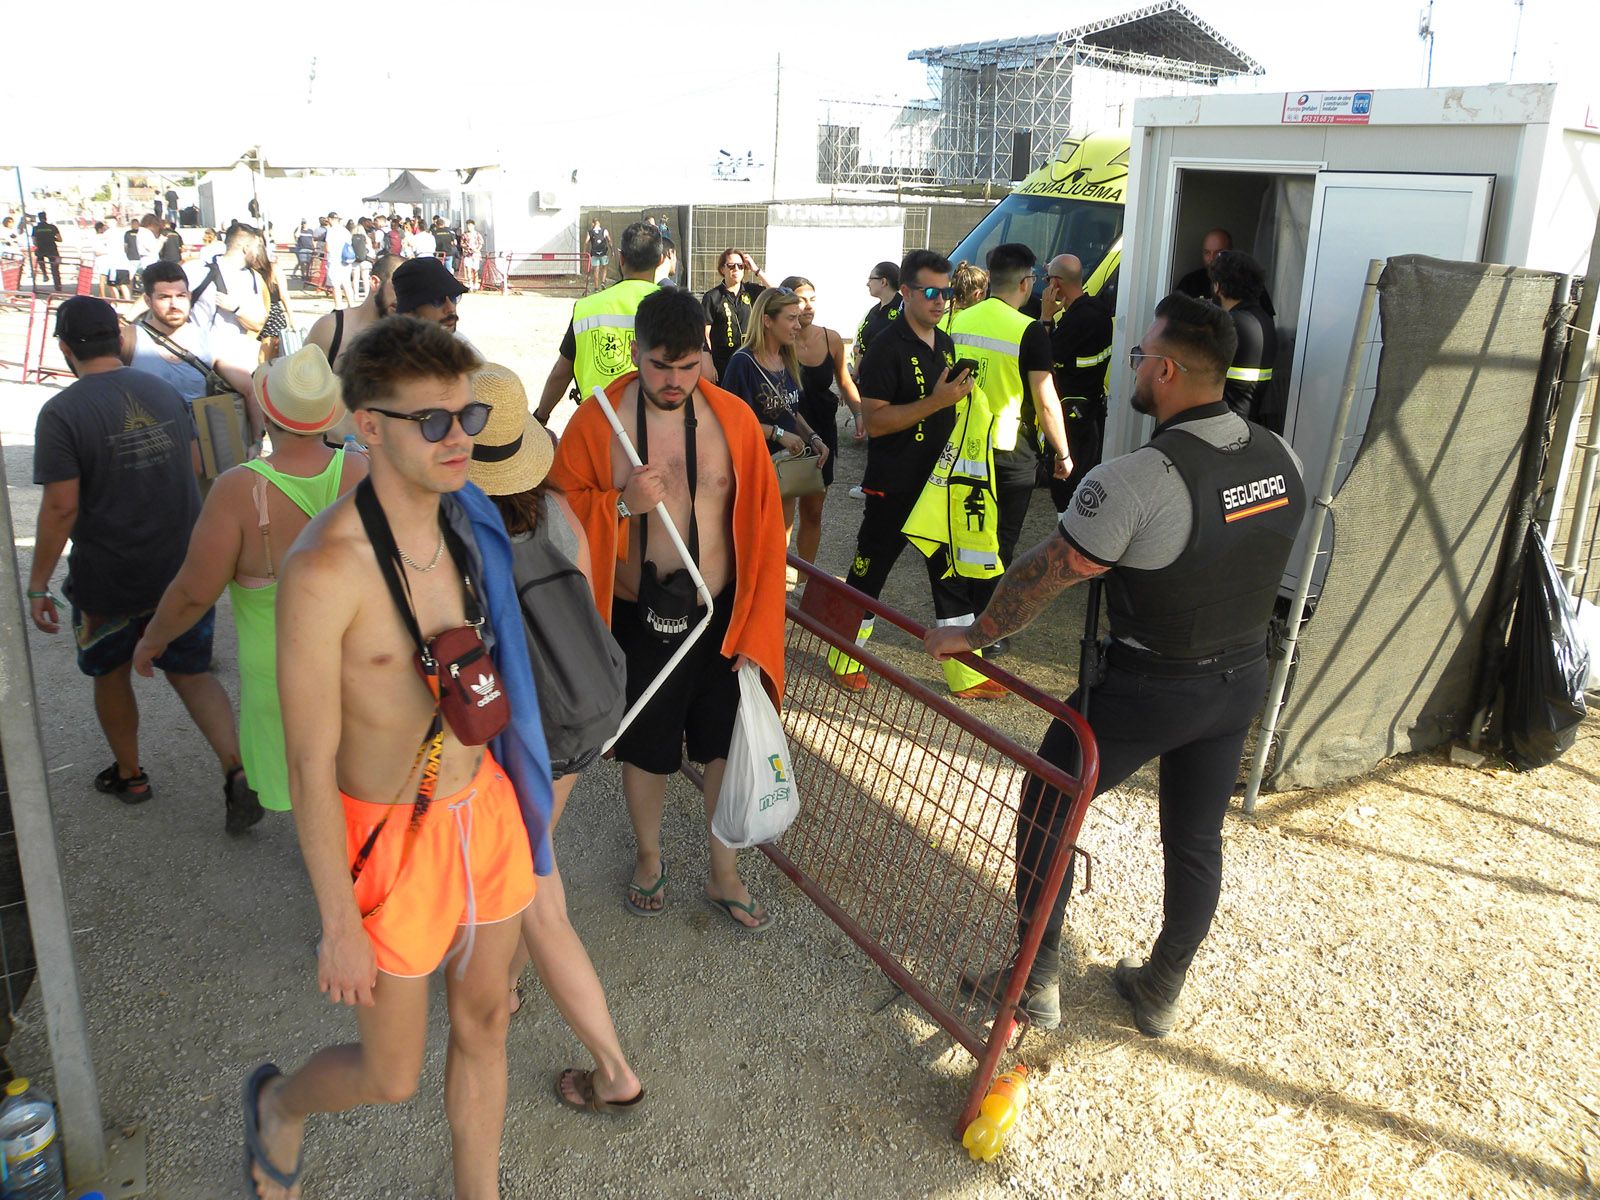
[798,391,839,488]
[609,584,739,775]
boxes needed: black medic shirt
[857,316,959,497]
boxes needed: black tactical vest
[1107,406,1306,664]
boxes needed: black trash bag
[1501,528,1591,770]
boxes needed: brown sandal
[554,1068,645,1117]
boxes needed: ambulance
[946,129,1130,307]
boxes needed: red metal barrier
[0,290,37,380]
[487,251,587,296]
[686,554,1099,1139]
[26,294,77,383]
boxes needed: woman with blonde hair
[719,286,830,561]
[943,260,989,328]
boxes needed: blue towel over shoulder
[443,485,555,876]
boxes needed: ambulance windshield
[949,194,1123,291]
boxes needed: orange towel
[548,372,787,707]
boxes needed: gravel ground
[1,290,1595,1199]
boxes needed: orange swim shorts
[344,751,535,978]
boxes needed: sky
[7,0,1596,194]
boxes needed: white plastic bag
[712,665,799,849]
[1576,598,1600,693]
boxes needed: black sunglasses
[369,402,492,443]
[914,286,956,301]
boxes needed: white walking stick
[596,385,716,751]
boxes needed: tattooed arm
[924,530,1109,660]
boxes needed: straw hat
[252,345,343,436]
[468,363,554,496]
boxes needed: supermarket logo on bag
[769,754,786,783]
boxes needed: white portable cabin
[1105,82,1600,586]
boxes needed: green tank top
[227,451,349,811]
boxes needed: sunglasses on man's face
[369,401,492,443]
[914,286,956,301]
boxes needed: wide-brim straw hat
[468,363,554,496]
[252,345,343,436]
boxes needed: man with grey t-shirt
[925,292,1306,1037]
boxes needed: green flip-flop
[624,863,667,918]
[702,890,773,934]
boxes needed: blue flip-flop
[242,1063,302,1196]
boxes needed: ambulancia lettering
[1219,475,1290,522]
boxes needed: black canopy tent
[361,170,451,207]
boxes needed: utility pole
[1418,1,1436,86]
[771,53,782,202]
[1508,0,1525,81]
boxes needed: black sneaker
[224,767,266,836]
[958,960,1061,1031]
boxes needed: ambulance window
[949,195,1125,282]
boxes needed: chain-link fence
[688,206,769,295]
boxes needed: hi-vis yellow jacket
[902,383,1002,579]
[949,297,1033,451]
[570,278,658,398]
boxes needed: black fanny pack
[635,386,701,642]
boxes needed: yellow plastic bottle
[962,1066,1030,1162]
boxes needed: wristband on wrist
[615,496,631,519]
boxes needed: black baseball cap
[392,256,467,313]
[54,296,120,345]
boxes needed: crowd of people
[21,201,1307,1196]
[295,212,487,304]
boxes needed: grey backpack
[511,525,627,766]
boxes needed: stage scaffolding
[819,2,1263,187]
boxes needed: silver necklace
[398,530,446,572]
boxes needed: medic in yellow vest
[534,221,663,425]
[906,249,1072,584]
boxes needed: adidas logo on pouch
[471,672,502,708]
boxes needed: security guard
[1211,250,1279,431]
[925,293,1307,1033]
[1042,253,1114,511]
[831,248,1007,699]
[534,221,661,425]
[947,243,1071,634]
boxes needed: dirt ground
[1,289,1596,1199]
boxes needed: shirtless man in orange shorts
[243,317,535,1200]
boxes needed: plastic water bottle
[0,1078,66,1199]
[961,1065,1030,1162]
